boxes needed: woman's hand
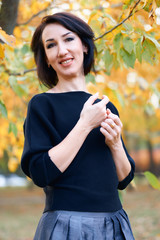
[80,93,109,132]
[100,109,123,150]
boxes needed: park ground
[0,177,160,240]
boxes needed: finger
[85,92,99,106]
[106,108,111,115]
[96,95,109,107]
[101,120,117,134]
[106,109,123,128]
[100,126,110,138]
[100,126,115,141]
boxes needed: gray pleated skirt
[33,208,135,240]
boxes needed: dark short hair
[31,12,96,88]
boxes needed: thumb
[85,92,99,106]
[106,108,111,115]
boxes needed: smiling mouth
[60,59,73,65]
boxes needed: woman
[21,12,135,240]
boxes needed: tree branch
[16,5,54,26]
[6,68,36,76]
[94,0,141,41]
[17,2,124,27]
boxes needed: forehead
[42,23,74,41]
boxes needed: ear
[83,44,88,54]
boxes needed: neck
[51,75,88,93]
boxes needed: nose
[57,42,68,57]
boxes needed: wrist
[109,139,123,152]
[78,118,92,134]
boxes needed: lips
[59,58,74,65]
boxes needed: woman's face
[42,23,87,80]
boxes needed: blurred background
[0,0,160,239]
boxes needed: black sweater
[21,91,135,213]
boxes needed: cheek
[45,51,56,63]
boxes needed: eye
[65,37,74,42]
[46,42,56,49]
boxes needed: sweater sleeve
[21,96,62,188]
[108,102,135,190]
[117,137,135,190]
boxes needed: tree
[0,0,160,174]
[0,0,20,34]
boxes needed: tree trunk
[0,0,20,34]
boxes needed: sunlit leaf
[21,44,30,55]
[0,44,5,59]
[144,33,160,51]
[123,0,134,9]
[113,33,122,52]
[123,37,134,54]
[102,49,113,74]
[144,171,160,190]
[0,28,16,47]
[135,38,143,63]
[9,76,28,97]
[120,48,136,68]
[0,100,8,118]
[8,157,19,172]
[145,104,155,116]
[112,90,125,107]
[104,13,117,24]
[8,122,18,137]
[85,73,96,83]
[155,0,160,7]
[144,0,153,12]
[142,39,157,64]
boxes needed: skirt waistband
[53,209,121,218]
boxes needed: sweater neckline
[43,91,91,95]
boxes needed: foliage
[0,0,160,173]
[144,171,160,190]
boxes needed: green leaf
[113,33,122,63]
[123,0,134,9]
[102,49,113,74]
[120,48,136,68]
[112,90,125,107]
[144,171,160,190]
[21,44,30,55]
[123,37,134,54]
[135,38,143,63]
[0,100,7,118]
[122,23,133,32]
[95,39,105,53]
[85,73,95,84]
[104,13,116,24]
[8,122,18,137]
[142,39,157,64]
[156,0,160,7]
[151,85,160,99]
[9,76,28,97]
[144,104,155,116]
[144,33,160,51]
[113,33,122,52]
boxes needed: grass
[0,178,160,240]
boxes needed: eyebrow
[45,32,72,42]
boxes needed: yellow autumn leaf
[0,28,16,47]
[31,1,49,14]
[8,157,19,172]
[14,27,22,39]
[24,55,35,69]
[0,44,5,59]
[87,82,99,95]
